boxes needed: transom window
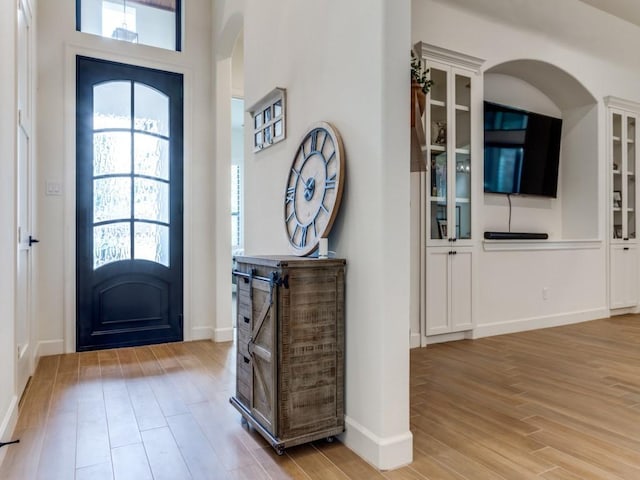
[77,0,182,51]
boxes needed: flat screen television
[484,101,562,197]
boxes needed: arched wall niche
[483,59,599,240]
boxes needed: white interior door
[16,0,34,397]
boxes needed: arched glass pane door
[76,56,183,351]
[92,81,170,269]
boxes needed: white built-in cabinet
[606,97,639,310]
[419,44,483,339]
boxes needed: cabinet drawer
[236,353,252,405]
[237,311,251,338]
[237,333,250,358]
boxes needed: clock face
[284,122,345,256]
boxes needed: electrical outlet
[542,287,549,300]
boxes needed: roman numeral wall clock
[284,122,345,256]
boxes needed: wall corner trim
[191,326,214,341]
[0,394,19,470]
[342,415,413,471]
[213,327,234,343]
[35,339,65,359]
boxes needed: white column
[242,0,412,469]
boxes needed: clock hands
[303,177,316,201]
[292,167,319,202]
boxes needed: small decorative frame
[432,121,447,145]
[248,87,286,152]
[614,225,623,239]
[438,219,447,239]
[613,190,622,209]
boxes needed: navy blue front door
[76,56,184,351]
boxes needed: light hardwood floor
[3,316,640,479]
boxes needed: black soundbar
[484,231,548,240]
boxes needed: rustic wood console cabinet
[230,256,345,454]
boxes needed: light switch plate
[46,180,62,196]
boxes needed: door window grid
[92,80,171,269]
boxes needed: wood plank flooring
[3,316,640,478]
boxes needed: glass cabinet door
[612,111,638,241]
[429,66,448,241]
[454,72,471,240]
[612,112,622,239]
[627,115,636,240]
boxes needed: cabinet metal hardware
[243,316,250,324]
[270,271,289,289]
[0,440,19,449]
[233,269,272,284]
[28,236,39,246]
[624,247,630,251]
[233,269,260,299]
[243,356,250,364]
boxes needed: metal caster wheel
[275,445,285,456]
[326,436,335,443]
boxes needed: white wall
[231,35,244,98]
[410,0,640,339]
[239,0,412,469]
[36,0,221,353]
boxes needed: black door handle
[28,236,39,247]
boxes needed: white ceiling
[579,0,640,28]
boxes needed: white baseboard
[0,394,19,469]
[190,326,214,341]
[35,339,64,360]
[213,327,233,343]
[472,308,608,339]
[341,415,412,471]
[410,332,421,349]
[610,306,640,316]
[425,330,469,345]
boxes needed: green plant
[411,50,433,94]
